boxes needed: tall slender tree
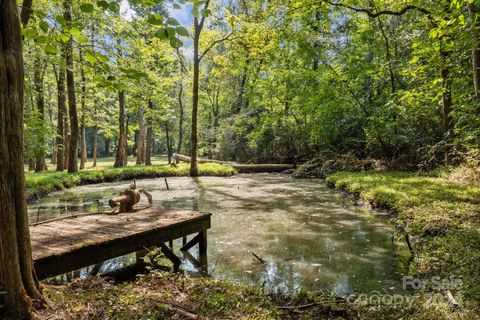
[54,53,66,171]
[190,0,211,176]
[64,0,79,173]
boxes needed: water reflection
[28,174,407,295]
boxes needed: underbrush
[37,272,479,320]
[26,163,236,201]
[326,171,480,315]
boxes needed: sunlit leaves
[55,15,66,26]
[80,3,94,13]
[39,21,50,32]
[44,44,59,55]
[96,0,119,13]
[175,26,189,37]
[84,52,97,65]
[22,28,38,39]
[170,37,183,48]
[147,13,163,25]
[76,35,89,44]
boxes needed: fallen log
[173,153,226,165]
[173,153,295,173]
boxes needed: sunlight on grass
[25,159,236,200]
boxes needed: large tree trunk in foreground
[0,0,44,318]
[114,91,127,168]
[173,153,295,173]
[64,0,79,173]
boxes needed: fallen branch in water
[252,252,266,264]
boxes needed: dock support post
[199,230,207,255]
[198,230,208,271]
[90,262,104,276]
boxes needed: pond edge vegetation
[325,171,480,319]
[26,163,236,202]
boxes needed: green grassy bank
[26,163,236,202]
[326,171,480,316]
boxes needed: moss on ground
[26,163,236,201]
[326,171,480,316]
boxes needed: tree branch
[199,32,234,62]
[198,0,211,31]
[320,0,431,18]
[20,0,33,26]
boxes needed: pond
[28,174,408,296]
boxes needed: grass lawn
[25,156,236,201]
[25,156,170,172]
[326,171,480,316]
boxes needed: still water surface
[28,174,407,295]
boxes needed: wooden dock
[30,207,211,280]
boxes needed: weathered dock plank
[30,208,211,280]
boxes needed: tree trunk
[176,84,184,164]
[145,100,153,166]
[469,3,480,113]
[0,1,44,318]
[51,142,56,165]
[64,0,79,173]
[93,125,98,167]
[125,115,129,164]
[136,105,145,165]
[440,45,453,164]
[441,48,453,135]
[104,138,110,156]
[233,53,250,114]
[165,123,171,164]
[79,48,87,170]
[190,23,201,176]
[28,158,35,171]
[64,131,69,169]
[114,91,127,168]
[55,55,66,171]
[33,57,46,172]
